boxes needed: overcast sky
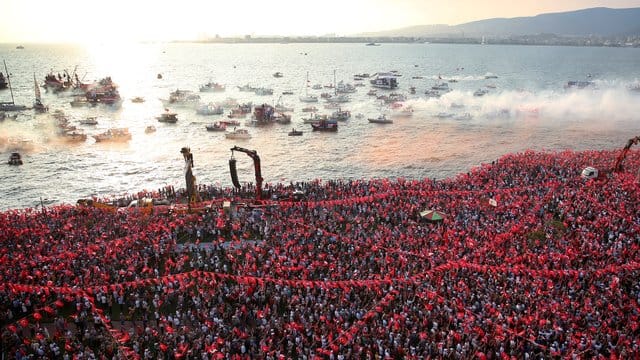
[2,0,640,43]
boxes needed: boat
[288,128,303,136]
[484,74,498,79]
[254,87,273,96]
[61,131,88,143]
[368,115,393,124]
[8,152,23,165]
[302,113,328,124]
[473,89,489,97]
[564,81,595,89]
[282,90,294,95]
[145,125,156,134]
[453,113,473,120]
[370,73,398,89]
[85,76,122,107]
[32,74,48,113]
[0,71,7,90]
[335,81,356,94]
[131,96,145,103]
[0,60,28,112]
[199,82,225,92]
[311,119,338,132]
[225,128,251,139]
[79,117,98,125]
[157,110,178,123]
[70,96,90,107]
[301,106,318,113]
[205,122,227,132]
[273,72,283,78]
[92,128,131,143]
[16,45,24,50]
[431,82,450,91]
[196,103,224,115]
[434,112,455,119]
[365,42,380,46]
[237,84,256,92]
[367,89,377,96]
[220,119,241,126]
[160,89,200,107]
[424,90,442,98]
[300,72,319,102]
[329,108,351,122]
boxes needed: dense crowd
[1,148,639,359]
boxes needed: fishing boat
[92,128,131,143]
[8,152,23,165]
[288,128,303,136]
[157,110,178,123]
[302,113,328,124]
[311,119,338,132]
[225,128,251,139]
[205,122,227,132]
[200,82,225,92]
[0,60,27,112]
[368,114,393,124]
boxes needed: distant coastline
[183,35,640,47]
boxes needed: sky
[2,0,640,43]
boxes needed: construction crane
[229,146,263,202]
[180,147,199,205]
[612,135,640,173]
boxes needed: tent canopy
[420,209,446,221]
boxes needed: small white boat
[196,103,224,115]
[368,115,393,124]
[79,117,98,125]
[225,128,251,139]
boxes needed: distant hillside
[360,7,640,37]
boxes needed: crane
[229,146,263,202]
[612,136,640,173]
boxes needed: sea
[1,42,639,211]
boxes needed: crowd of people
[1,148,639,359]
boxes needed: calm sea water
[1,43,639,210]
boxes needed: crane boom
[230,146,263,201]
[613,136,640,173]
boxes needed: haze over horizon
[2,0,640,43]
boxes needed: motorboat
[473,89,489,97]
[288,128,303,136]
[368,115,393,124]
[145,125,157,134]
[62,131,88,143]
[370,73,398,89]
[206,122,227,132]
[564,81,595,90]
[220,119,241,126]
[131,96,145,103]
[225,128,251,139]
[365,42,380,46]
[299,94,318,103]
[311,119,338,132]
[70,96,90,107]
[434,112,454,119]
[92,128,131,143]
[302,113,328,124]
[454,113,473,120]
[157,110,178,123]
[199,82,225,92]
[275,102,294,113]
[431,82,450,91]
[329,108,351,122]
[254,87,273,96]
[79,117,98,125]
[237,84,256,92]
[196,103,224,115]
[301,106,318,113]
[8,152,23,165]
[282,90,294,95]
[484,74,498,79]
[425,90,442,98]
[325,94,350,103]
[160,89,200,107]
[273,72,283,78]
